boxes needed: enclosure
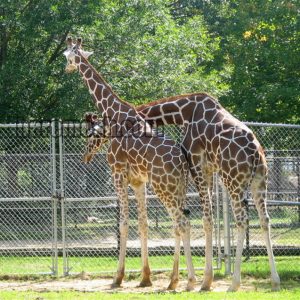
[0,121,299,276]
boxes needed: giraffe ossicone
[64,37,196,291]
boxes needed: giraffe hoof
[167,280,178,290]
[200,273,213,291]
[200,280,213,291]
[111,282,122,289]
[186,284,195,291]
[138,279,152,287]
[200,285,212,292]
[186,277,196,291]
[227,284,239,292]
[271,282,280,292]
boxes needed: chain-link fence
[0,123,57,275]
[223,123,300,273]
[61,123,222,275]
[0,121,299,276]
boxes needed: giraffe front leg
[111,174,129,288]
[134,184,152,287]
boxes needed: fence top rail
[1,121,299,129]
[0,122,51,128]
[244,121,300,129]
[0,197,53,202]
[62,121,300,129]
[247,200,300,206]
[64,193,201,202]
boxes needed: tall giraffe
[63,38,196,290]
[136,93,280,292]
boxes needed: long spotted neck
[137,93,212,127]
[75,54,136,122]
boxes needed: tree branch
[47,30,70,65]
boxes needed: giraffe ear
[85,112,99,123]
[76,38,82,48]
[66,37,73,48]
[64,37,74,57]
[81,50,93,59]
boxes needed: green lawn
[0,290,300,300]
[0,256,299,299]
[1,255,299,278]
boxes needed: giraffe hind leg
[227,190,248,292]
[251,174,280,291]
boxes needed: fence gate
[59,122,222,275]
[0,122,57,276]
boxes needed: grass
[1,255,300,278]
[0,256,299,299]
[0,256,213,276]
[0,290,300,300]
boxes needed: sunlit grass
[1,289,300,300]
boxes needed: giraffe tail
[249,146,268,200]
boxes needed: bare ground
[0,274,259,293]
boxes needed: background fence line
[0,121,299,276]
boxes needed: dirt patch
[0,275,257,293]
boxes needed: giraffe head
[82,112,109,164]
[63,37,93,73]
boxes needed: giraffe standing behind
[137,93,280,291]
[63,38,196,290]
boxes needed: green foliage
[0,0,228,122]
[0,0,99,122]
[218,0,300,123]
[169,0,300,124]
[0,0,298,123]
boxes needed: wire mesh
[0,123,56,275]
[61,123,221,274]
[226,123,300,269]
[0,121,299,276]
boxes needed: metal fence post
[214,173,222,269]
[222,185,231,275]
[58,120,68,276]
[51,119,58,276]
[297,158,300,223]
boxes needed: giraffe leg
[167,227,181,291]
[201,214,214,291]
[167,208,196,291]
[180,214,196,291]
[111,175,129,288]
[134,184,152,287]
[251,174,280,291]
[190,163,214,291]
[227,190,248,292]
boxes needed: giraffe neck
[76,54,136,121]
[137,93,214,126]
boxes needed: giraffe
[136,93,281,291]
[63,37,196,290]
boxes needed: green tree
[222,0,300,123]
[0,0,229,122]
[0,0,99,122]
[171,0,300,123]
